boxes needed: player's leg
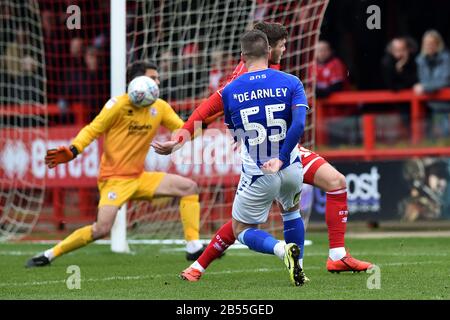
[232,219,285,258]
[180,172,255,281]
[25,205,119,268]
[310,162,348,259]
[278,161,305,267]
[230,172,304,287]
[277,161,307,285]
[180,219,235,281]
[25,178,135,268]
[150,173,203,259]
[307,159,373,272]
[181,172,273,281]
[278,204,306,286]
[233,215,304,287]
[181,167,304,281]
[183,201,307,281]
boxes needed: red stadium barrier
[316,88,450,161]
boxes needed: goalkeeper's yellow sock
[51,225,94,259]
[179,194,200,242]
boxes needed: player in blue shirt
[222,30,308,286]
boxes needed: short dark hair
[241,30,269,59]
[386,36,418,55]
[127,61,158,81]
[253,22,288,47]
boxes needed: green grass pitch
[0,234,449,300]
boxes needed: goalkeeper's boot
[179,267,203,282]
[186,245,205,261]
[25,253,51,268]
[283,243,306,287]
[327,251,373,273]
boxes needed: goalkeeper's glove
[45,145,79,168]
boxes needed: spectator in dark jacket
[380,37,418,140]
[382,37,418,90]
[414,30,450,138]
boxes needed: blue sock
[238,228,278,255]
[282,211,305,259]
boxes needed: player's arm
[45,98,121,168]
[151,99,186,155]
[279,80,308,164]
[153,62,244,155]
[263,79,308,173]
[222,89,239,144]
[153,91,225,155]
[178,61,245,138]
[160,99,185,132]
[179,91,224,137]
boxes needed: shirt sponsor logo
[249,74,267,80]
[108,191,117,200]
[105,97,118,109]
[128,121,152,135]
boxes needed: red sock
[197,220,235,269]
[325,189,348,249]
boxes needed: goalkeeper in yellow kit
[26,62,204,267]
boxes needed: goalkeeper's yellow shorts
[97,172,166,208]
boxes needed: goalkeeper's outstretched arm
[45,99,121,169]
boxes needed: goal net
[126,0,329,239]
[0,0,47,240]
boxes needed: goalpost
[109,0,130,253]
[108,0,329,249]
[0,1,47,241]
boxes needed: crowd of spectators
[382,30,450,139]
[0,4,44,105]
[315,30,450,141]
[39,1,110,121]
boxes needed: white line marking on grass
[346,231,450,239]
[0,251,37,256]
[24,239,313,247]
[0,268,283,288]
[0,276,151,288]
[0,279,66,287]
[2,259,444,289]
[302,251,449,257]
[379,260,445,267]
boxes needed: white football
[127,76,159,107]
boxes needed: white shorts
[232,161,303,225]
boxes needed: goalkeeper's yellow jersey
[71,94,183,181]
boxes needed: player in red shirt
[152,22,372,280]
